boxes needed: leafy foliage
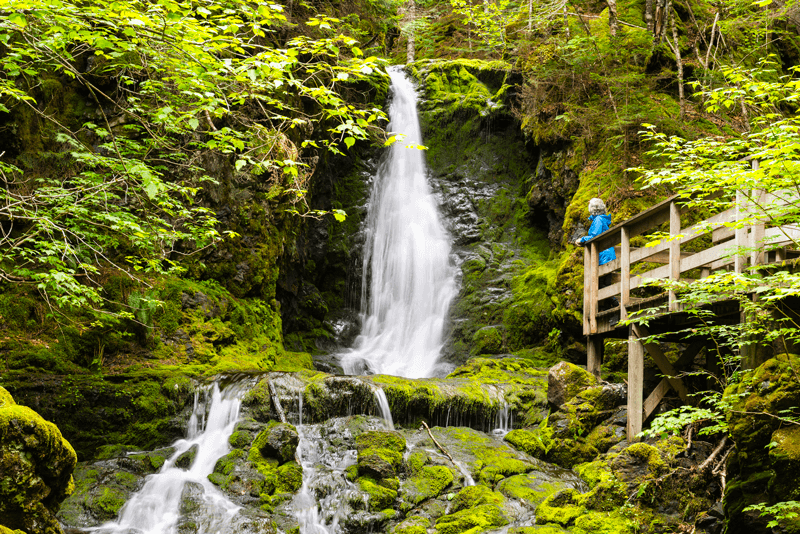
[0,0,387,323]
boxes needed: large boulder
[0,386,77,534]
[547,361,597,408]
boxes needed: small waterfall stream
[340,66,458,379]
[93,382,246,534]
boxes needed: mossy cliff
[722,353,800,534]
[0,387,77,534]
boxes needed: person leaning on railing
[574,197,616,265]
[575,198,618,312]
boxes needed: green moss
[505,424,554,460]
[434,503,509,534]
[472,326,504,355]
[450,485,504,512]
[621,443,668,476]
[228,430,252,449]
[358,476,398,510]
[392,515,429,534]
[536,489,585,526]
[436,427,534,485]
[275,461,303,493]
[401,465,455,505]
[572,510,636,534]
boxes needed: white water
[341,67,458,379]
[373,388,395,430]
[93,383,244,534]
[492,402,514,438]
[292,394,360,534]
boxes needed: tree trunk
[645,0,654,33]
[406,0,415,63]
[607,0,619,36]
[653,0,668,43]
[669,7,685,119]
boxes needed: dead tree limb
[421,421,455,464]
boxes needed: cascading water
[92,382,245,534]
[341,66,458,379]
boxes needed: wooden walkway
[581,194,800,439]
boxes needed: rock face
[0,386,77,534]
[723,353,800,533]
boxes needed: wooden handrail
[581,192,798,336]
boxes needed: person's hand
[575,239,582,246]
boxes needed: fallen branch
[267,378,287,424]
[698,436,727,472]
[420,421,455,464]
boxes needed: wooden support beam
[587,336,602,379]
[627,325,645,440]
[632,324,691,404]
[643,341,705,420]
[669,201,681,312]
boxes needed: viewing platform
[581,194,800,439]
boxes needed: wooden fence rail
[580,192,800,438]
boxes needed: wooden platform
[579,194,800,439]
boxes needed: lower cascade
[93,383,246,534]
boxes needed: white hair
[588,198,606,216]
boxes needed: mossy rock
[725,353,800,452]
[547,361,597,408]
[450,485,504,512]
[391,515,429,534]
[434,502,509,534]
[174,444,198,470]
[400,465,455,505]
[472,326,504,355]
[357,476,398,511]
[0,387,77,534]
[536,488,585,526]
[251,422,299,464]
[505,425,554,460]
[496,471,572,509]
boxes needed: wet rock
[57,461,144,527]
[0,386,77,534]
[547,361,597,408]
[253,423,299,463]
[175,444,199,469]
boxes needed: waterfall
[92,382,245,534]
[372,387,394,430]
[341,66,458,379]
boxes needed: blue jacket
[578,214,616,265]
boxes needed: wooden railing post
[669,201,681,312]
[583,246,591,336]
[621,226,630,320]
[735,190,748,274]
[589,242,599,333]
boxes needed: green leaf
[343,136,355,149]
[9,13,27,28]
[333,209,346,222]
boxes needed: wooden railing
[582,194,800,336]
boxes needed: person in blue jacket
[575,198,616,265]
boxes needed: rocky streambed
[15,357,730,534]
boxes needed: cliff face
[0,387,77,534]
